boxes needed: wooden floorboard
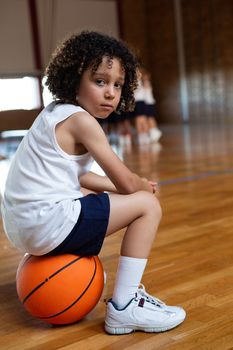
[1,123,233,349]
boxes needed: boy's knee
[152,195,162,220]
[139,191,162,219]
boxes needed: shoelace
[136,284,165,307]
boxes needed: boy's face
[77,56,125,119]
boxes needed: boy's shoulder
[53,102,86,115]
[51,103,95,127]
[67,108,100,132]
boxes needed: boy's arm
[79,172,117,193]
[70,112,154,194]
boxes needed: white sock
[112,256,148,309]
[138,133,150,145]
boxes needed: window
[42,76,53,107]
[0,77,41,111]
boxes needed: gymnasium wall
[0,0,119,76]
[1,0,233,127]
[120,0,233,123]
[0,0,118,131]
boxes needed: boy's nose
[105,86,115,99]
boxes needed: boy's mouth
[100,104,114,111]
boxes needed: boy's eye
[96,79,105,86]
[115,82,123,89]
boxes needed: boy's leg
[106,191,160,308]
[105,191,186,334]
[106,191,161,258]
[135,115,150,145]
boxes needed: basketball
[16,254,104,325]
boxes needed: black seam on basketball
[39,256,97,319]
[22,256,83,304]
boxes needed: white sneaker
[105,284,186,335]
[149,128,162,143]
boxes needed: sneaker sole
[105,318,185,335]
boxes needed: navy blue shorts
[47,193,110,256]
[134,101,146,116]
[145,104,158,117]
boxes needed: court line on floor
[159,168,233,186]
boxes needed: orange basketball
[16,254,104,324]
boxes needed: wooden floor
[1,123,233,349]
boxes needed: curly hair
[45,31,139,113]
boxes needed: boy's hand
[148,181,159,195]
[142,178,159,194]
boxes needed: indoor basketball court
[1,1,233,349]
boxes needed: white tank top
[134,78,145,102]
[1,102,93,255]
[144,86,156,105]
